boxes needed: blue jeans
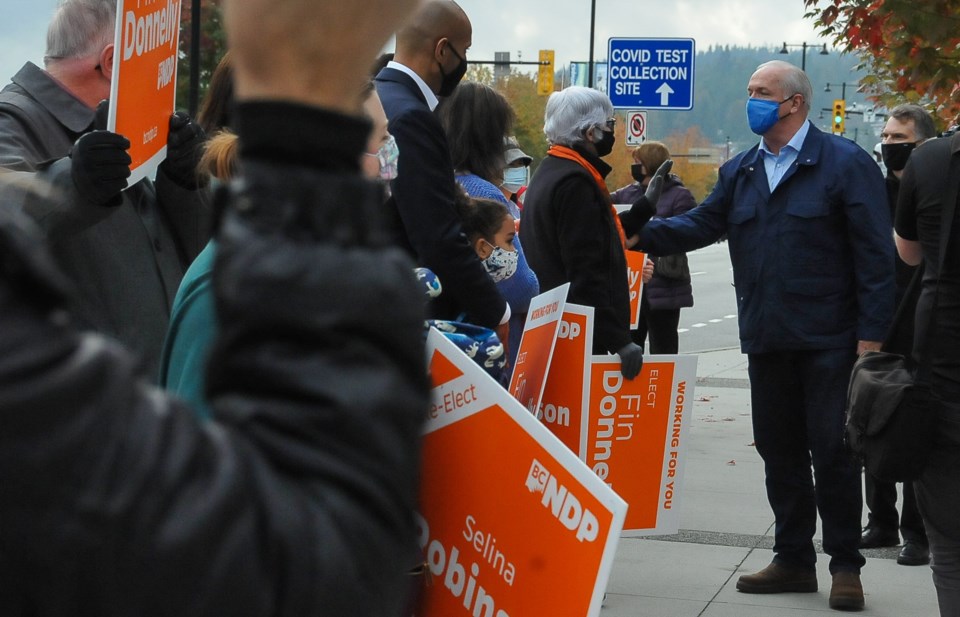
[916,395,960,616]
[748,349,865,574]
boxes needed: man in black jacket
[0,0,210,377]
[860,104,936,566]
[0,0,428,614]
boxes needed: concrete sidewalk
[601,347,939,616]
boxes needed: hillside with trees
[471,45,872,200]
[175,4,879,201]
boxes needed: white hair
[543,86,613,147]
[45,0,117,63]
[754,60,813,112]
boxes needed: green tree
[803,0,960,125]
[176,0,227,113]
[465,65,493,85]
[663,126,718,203]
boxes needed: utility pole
[587,0,596,87]
[189,0,201,117]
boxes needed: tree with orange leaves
[803,0,960,126]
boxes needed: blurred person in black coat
[0,0,428,614]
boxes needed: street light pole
[189,0,201,117]
[824,82,849,101]
[779,42,829,72]
[588,0,596,88]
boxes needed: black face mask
[594,130,616,158]
[631,163,646,183]
[881,142,917,172]
[437,43,468,97]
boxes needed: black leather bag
[844,350,939,482]
[655,253,689,280]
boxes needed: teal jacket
[158,240,217,419]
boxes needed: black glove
[94,99,109,131]
[643,159,673,208]
[617,342,644,380]
[160,111,207,188]
[69,130,132,206]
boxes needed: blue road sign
[607,38,695,110]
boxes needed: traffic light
[832,99,846,134]
[537,50,555,96]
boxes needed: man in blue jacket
[635,60,894,612]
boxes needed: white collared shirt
[760,120,811,192]
[385,61,439,111]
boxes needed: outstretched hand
[643,159,673,208]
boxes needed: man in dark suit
[375,0,509,344]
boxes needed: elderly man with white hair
[519,86,667,380]
[0,0,209,377]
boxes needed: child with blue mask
[455,192,537,382]
[456,195,519,283]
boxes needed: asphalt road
[675,241,741,354]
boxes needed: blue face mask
[746,96,793,135]
[502,166,529,190]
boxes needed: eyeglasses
[605,118,616,130]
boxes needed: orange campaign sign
[421,329,627,617]
[583,354,698,535]
[613,203,647,330]
[508,284,569,415]
[624,250,647,330]
[107,0,182,184]
[536,303,594,456]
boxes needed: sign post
[607,38,695,110]
[625,110,647,145]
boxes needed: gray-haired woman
[518,86,668,379]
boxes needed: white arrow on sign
[655,82,674,106]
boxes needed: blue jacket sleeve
[841,148,895,342]
[637,170,729,255]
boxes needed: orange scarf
[548,145,627,249]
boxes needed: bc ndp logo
[526,459,599,542]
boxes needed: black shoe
[897,541,930,566]
[860,526,899,549]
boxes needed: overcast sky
[455,0,826,72]
[2,0,827,86]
